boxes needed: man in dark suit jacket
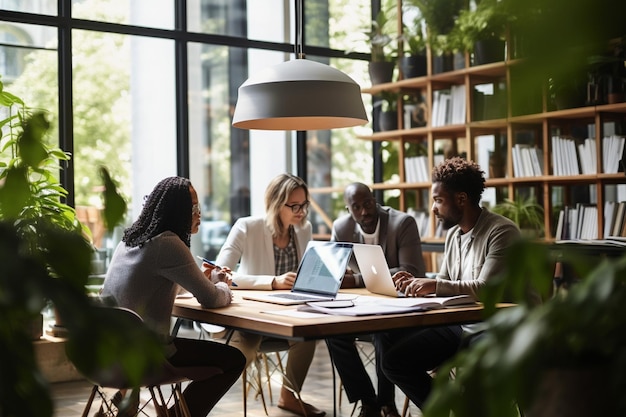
[327,182,426,417]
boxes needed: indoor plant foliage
[368,6,397,63]
[367,5,398,84]
[450,0,513,64]
[408,0,466,61]
[423,240,626,417]
[0,80,159,417]
[491,195,545,237]
[398,9,427,79]
[377,90,400,131]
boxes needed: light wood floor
[51,325,423,416]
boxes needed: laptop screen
[292,242,353,295]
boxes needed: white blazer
[215,216,312,289]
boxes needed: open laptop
[242,241,353,305]
[351,243,405,297]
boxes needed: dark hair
[123,176,193,247]
[432,157,485,205]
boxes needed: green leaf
[0,167,30,219]
[100,167,127,231]
[18,112,49,168]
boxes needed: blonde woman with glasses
[216,173,324,417]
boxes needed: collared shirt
[273,225,298,275]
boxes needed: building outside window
[0,0,374,270]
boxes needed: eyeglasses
[348,198,376,212]
[192,203,201,216]
[284,201,310,214]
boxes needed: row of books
[551,136,582,176]
[431,85,466,127]
[602,135,625,174]
[404,156,430,183]
[555,201,626,240]
[551,135,625,176]
[554,204,598,240]
[604,201,626,238]
[511,144,544,177]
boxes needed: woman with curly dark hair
[102,176,245,416]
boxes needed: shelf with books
[310,4,626,246]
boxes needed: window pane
[0,0,56,14]
[1,23,58,164]
[71,29,177,249]
[0,22,57,83]
[72,0,175,30]
[189,0,288,44]
[307,0,371,54]
[305,55,372,235]
[188,42,239,260]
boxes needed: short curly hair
[123,176,193,248]
[432,157,485,205]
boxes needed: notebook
[242,241,353,305]
[351,243,405,297]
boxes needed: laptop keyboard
[272,293,325,301]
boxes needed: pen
[196,256,238,286]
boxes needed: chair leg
[173,383,191,417]
[242,371,248,417]
[81,385,98,417]
[338,379,344,408]
[255,358,269,415]
[402,396,411,417]
[243,359,269,416]
[263,353,273,403]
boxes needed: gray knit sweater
[101,231,232,349]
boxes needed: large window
[0,0,373,268]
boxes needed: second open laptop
[242,241,353,305]
[351,243,405,297]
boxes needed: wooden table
[172,288,487,341]
[173,289,491,416]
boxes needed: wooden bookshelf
[310,2,626,245]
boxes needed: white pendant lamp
[232,0,368,131]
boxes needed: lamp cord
[295,0,304,59]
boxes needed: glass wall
[0,0,374,269]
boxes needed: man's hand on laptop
[272,271,297,290]
[392,271,437,297]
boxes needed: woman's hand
[203,263,233,286]
[209,268,231,284]
[271,272,297,289]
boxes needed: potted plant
[424,239,626,417]
[367,7,398,85]
[449,0,511,66]
[398,16,427,79]
[377,90,399,131]
[408,0,466,73]
[491,195,545,238]
[587,37,626,105]
[0,80,157,417]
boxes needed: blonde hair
[264,173,309,237]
